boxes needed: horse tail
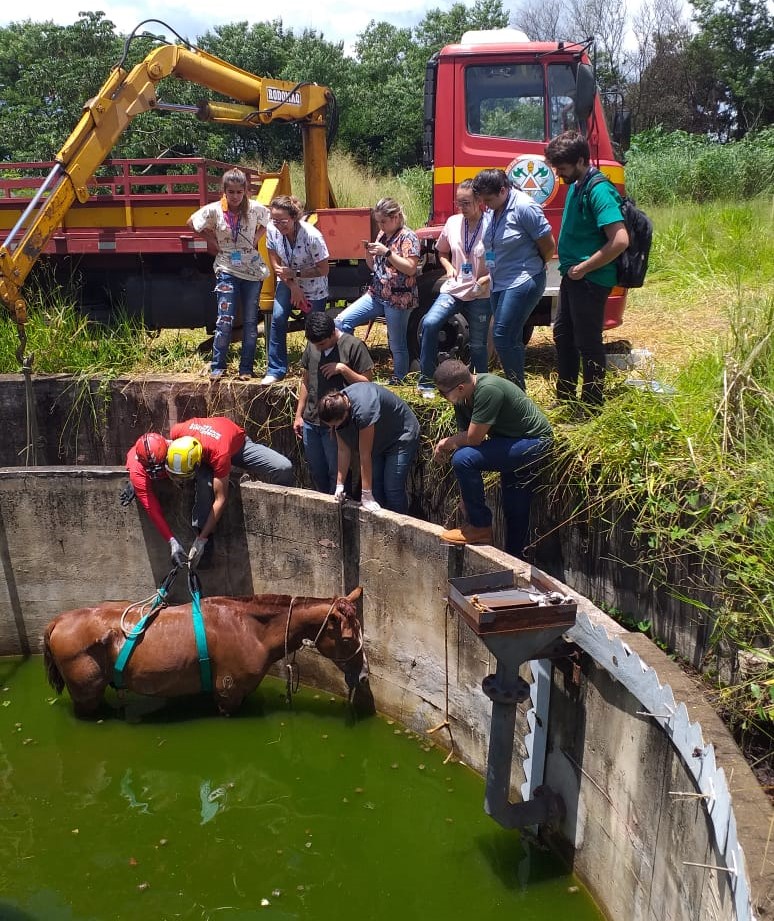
[43,623,65,695]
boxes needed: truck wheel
[408,270,471,364]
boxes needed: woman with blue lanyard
[417,179,491,396]
[188,168,270,381]
[261,194,330,385]
[472,169,556,392]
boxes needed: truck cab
[418,29,627,346]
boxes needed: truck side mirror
[574,63,595,124]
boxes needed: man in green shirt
[432,360,553,558]
[544,131,629,406]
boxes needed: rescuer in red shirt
[122,417,294,568]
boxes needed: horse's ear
[345,587,363,603]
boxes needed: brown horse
[43,587,365,717]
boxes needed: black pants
[554,276,611,405]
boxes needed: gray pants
[191,436,294,531]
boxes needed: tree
[511,0,568,41]
[689,0,774,137]
[0,13,122,160]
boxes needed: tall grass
[550,292,774,731]
[625,127,774,206]
[288,150,432,229]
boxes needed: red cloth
[126,447,173,542]
[169,417,246,480]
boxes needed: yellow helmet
[165,436,202,479]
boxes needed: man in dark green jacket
[433,361,553,559]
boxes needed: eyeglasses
[455,199,475,206]
[272,217,294,226]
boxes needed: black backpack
[581,169,653,288]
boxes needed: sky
[0,2,439,54]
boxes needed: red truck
[0,29,628,362]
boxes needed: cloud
[0,2,442,55]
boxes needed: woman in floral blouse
[261,194,331,384]
[187,167,270,381]
[335,198,420,384]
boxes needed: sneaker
[417,384,436,399]
[260,375,279,385]
[209,370,224,382]
[238,373,255,381]
[386,376,404,386]
[440,524,494,546]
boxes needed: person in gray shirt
[318,382,420,514]
[294,312,374,493]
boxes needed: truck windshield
[465,63,545,141]
[464,61,581,142]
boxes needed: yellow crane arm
[0,42,333,337]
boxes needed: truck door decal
[505,156,557,206]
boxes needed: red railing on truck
[0,158,250,257]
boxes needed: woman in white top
[418,179,491,395]
[187,168,270,380]
[262,194,330,384]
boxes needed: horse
[43,587,365,717]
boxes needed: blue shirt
[482,189,552,292]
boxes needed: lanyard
[282,228,300,266]
[487,190,513,251]
[224,209,241,245]
[463,217,482,257]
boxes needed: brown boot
[440,524,494,546]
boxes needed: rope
[21,354,38,466]
[427,602,457,765]
[113,567,179,689]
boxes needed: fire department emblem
[506,156,556,205]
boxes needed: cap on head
[134,433,168,480]
[165,436,202,479]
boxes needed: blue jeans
[212,272,263,376]
[191,437,295,530]
[266,282,326,379]
[303,421,338,493]
[419,293,491,383]
[371,438,419,513]
[336,292,412,380]
[451,436,551,558]
[490,269,546,390]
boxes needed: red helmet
[134,433,168,480]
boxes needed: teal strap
[113,587,168,689]
[189,572,212,692]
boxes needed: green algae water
[0,657,604,921]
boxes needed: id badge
[230,250,242,266]
[485,250,496,270]
[460,262,473,279]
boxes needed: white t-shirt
[189,199,271,282]
[437,213,487,301]
[266,220,330,301]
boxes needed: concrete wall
[1,374,718,666]
[0,468,770,921]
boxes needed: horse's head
[314,587,367,690]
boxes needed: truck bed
[0,157,238,256]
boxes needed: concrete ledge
[0,469,771,921]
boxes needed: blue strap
[113,587,168,689]
[188,571,212,693]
